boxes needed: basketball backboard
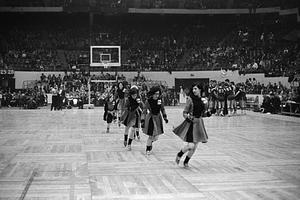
[90,46,121,67]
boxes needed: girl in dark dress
[173,83,209,167]
[115,82,126,127]
[121,86,143,150]
[103,94,117,133]
[143,86,168,155]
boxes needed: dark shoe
[183,162,189,168]
[123,140,127,147]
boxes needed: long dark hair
[189,83,203,99]
[147,86,161,99]
[189,83,205,113]
[117,81,124,90]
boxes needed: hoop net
[102,61,109,69]
[90,46,121,67]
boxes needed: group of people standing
[103,81,210,168]
[208,79,247,116]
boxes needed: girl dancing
[116,82,126,127]
[143,86,168,155]
[173,83,209,167]
[103,94,117,133]
[121,86,143,150]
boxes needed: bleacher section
[0,13,299,77]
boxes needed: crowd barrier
[281,101,300,116]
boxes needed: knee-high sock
[177,150,184,158]
[135,128,140,136]
[146,145,152,151]
[184,156,191,164]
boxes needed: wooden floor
[0,107,300,200]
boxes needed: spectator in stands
[270,92,281,114]
[261,94,272,113]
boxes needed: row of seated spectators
[40,74,300,104]
[1,75,298,111]
[184,20,299,75]
[223,22,299,77]
[238,78,300,114]
[0,71,122,109]
[135,0,283,9]
[0,28,65,71]
[0,88,47,109]
[137,0,299,9]
[59,24,185,71]
[0,15,299,77]
[61,22,230,71]
[1,0,297,9]
[242,78,299,103]
[243,78,287,95]
[0,23,184,71]
[260,86,300,114]
[38,72,123,93]
[0,0,66,7]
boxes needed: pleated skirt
[143,113,164,137]
[117,98,126,112]
[121,110,140,128]
[173,117,208,143]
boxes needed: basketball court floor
[0,107,300,200]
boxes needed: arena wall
[14,70,290,89]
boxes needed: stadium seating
[0,11,299,77]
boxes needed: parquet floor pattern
[0,107,299,200]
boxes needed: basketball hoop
[102,61,109,69]
[90,46,121,67]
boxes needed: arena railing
[281,101,300,116]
